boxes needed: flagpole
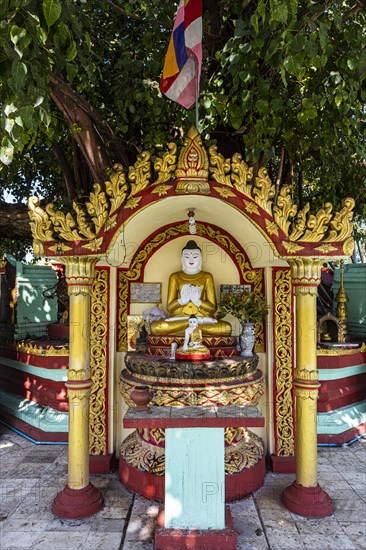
[195,57,199,130]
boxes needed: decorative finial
[335,260,349,338]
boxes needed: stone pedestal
[120,353,265,501]
[124,405,264,550]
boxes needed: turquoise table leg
[164,427,225,530]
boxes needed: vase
[239,322,255,357]
[130,385,152,411]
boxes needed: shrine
[1,127,365,529]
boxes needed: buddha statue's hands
[178,284,191,305]
[189,285,202,307]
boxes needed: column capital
[63,256,99,296]
[287,257,323,295]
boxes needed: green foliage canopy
[0,0,365,252]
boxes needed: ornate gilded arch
[28,127,355,262]
[117,221,265,353]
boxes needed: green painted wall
[333,264,366,339]
[14,258,58,339]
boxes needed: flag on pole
[160,0,202,109]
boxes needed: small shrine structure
[26,127,358,519]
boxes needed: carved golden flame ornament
[28,126,355,259]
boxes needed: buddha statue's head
[188,315,199,328]
[181,241,202,275]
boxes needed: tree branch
[50,78,112,184]
[51,141,76,201]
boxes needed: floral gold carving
[243,200,259,215]
[342,237,355,256]
[175,126,210,194]
[82,237,103,252]
[282,241,304,254]
[231,153,253,195]
[48,243,73,254]
[273,185,298,235]
[89,268,108,455]
[28,196,54,241]
[252,168,275,214]
[28,130,355,259]
[314,244,338,254]
[214,186,236,198]
[125,196,141,209]
[152,184,173,196]
[105,164,128,214]
[265,219,279,236]
[120,428,263,475]
[128,151,151,196]
[85,183,109,234]
[154,143,177,185]
[64,256,98,296]
[11,341,68,357]
[324,198,355,242]
[273,269,295,457]
[208,146,232,186]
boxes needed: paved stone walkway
[0,425,365,549]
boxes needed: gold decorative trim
[151,184,173,196]
[68,368,91,381]
[214,186,236,198]
[28,129,355,257]
[243,200,259,215]
[282,241,304,254]
[14,341,69,357]
[314,244,338,253]
[273,269,295,457]
[82,237,103,252]
[89,268,109,455]
[48,243,73,254]
[294,368,319,381]
[117,222,265,352]
[153,143,177,185]
[120,428,264,475]
[64,256,98,296]
[317,343,366,356]
[175,127,210,194]
[265,219,279,236]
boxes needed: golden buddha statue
[150,240,231,336]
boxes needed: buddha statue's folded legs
[150,318,232,336]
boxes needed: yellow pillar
[282,257,333,517]
[53,256,104,519]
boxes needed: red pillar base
[155,505,236,550]
[282,481,334,517]
[52,483,104,519]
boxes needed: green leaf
[66,40,77,61]
[284,55,302,77]
[250,13,259,34]
[302,98,314,110]
[66,62,78,82]
[0,140,14,166]
[11,61,27,91]
[270,0,288,23]
[10,25,26,46]
[4,104,17,117]
[347,59,357,71]
[228,104,243,129]
[18,105,36,129]
[39,107,51,127]
[43,0,62,27]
